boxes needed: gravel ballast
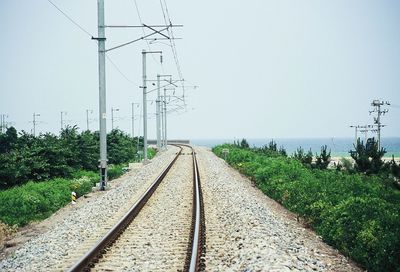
[0,146,179,272]
[94,146,193,271]
[1,145,364,271]
[196,146,362,271]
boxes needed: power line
[105,54,137,85]
[159,0,185,93]
[131,0,162,68]
[46,0,93,38]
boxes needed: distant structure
[369,99,390,150]
[0,114,8,133]
[148,139,190,145]
[349,99,390,149]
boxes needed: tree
[279,146,287,157]
[389,155,400,179]
[0,126,18,153]
[268,140,277,152]
[293,147,313,167]
[240,138,249,149]
[107,129,137,164]
[315,145,331,170]
[350,138,386,175]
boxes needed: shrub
[213,144,400,272]
[315,145,331,170]
[0,172,98,227]
[293,147,313,167]
[0,179,70,226]
[108,165,125,180]
[240,138,249,149]
[0,127,143,189]
[350,138,386,175]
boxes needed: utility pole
[142,50,148,163]
[161,97,164,148]
[86,109,93,131]
[91,7,180,188]
[142,50,162,163]
[131,103,139,138]
[32,113,40,136]
[350,124,377,147]
[359,126,370,143]
[60,111,67,131]
[154,74,172,150]
[370,99,390,150]
[0,114,8,133]
[163,88,167,148]
[350,125,359,146]
[156,74,161,150]
[94,0,107,190]
[162,87,180,149]
[111,107,119,130]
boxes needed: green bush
[108,165,125,181]
[0,127,143,189]
[350,138,386,175]
[0,172,97,227]
[148,147,157,160]
[213,144,400,272]
[0,126,150,228]
[0,179,70,226]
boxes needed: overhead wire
[46,0,93,38]
[159,0,186,102]
[105,54,137,85]
[160,0,183,79]
[47,0,137,85]
[131,0,164,71]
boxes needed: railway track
[67,145,205,272]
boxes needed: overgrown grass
[148,147,157,160]
[0,145,157,228]
[0,165,130,228]
[0,173,96,227]
[213,144,400,272]
[108,165,125,180]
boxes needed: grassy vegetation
[0,126,158,228]
[213,143,400,272]
[0,172,95,226]
[0,126,145,189]
[0,164,135,228]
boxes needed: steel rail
[175,144,204,272]
[189,146,202,271]
[67,146,182,272]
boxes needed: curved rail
[188,146,204,272]
[175,144,205,272]
[67,146,182,272]
[67,144,205,272]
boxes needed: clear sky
[0,0,399,139]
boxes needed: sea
[190,137,400,158]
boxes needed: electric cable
[47,0,93,38]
